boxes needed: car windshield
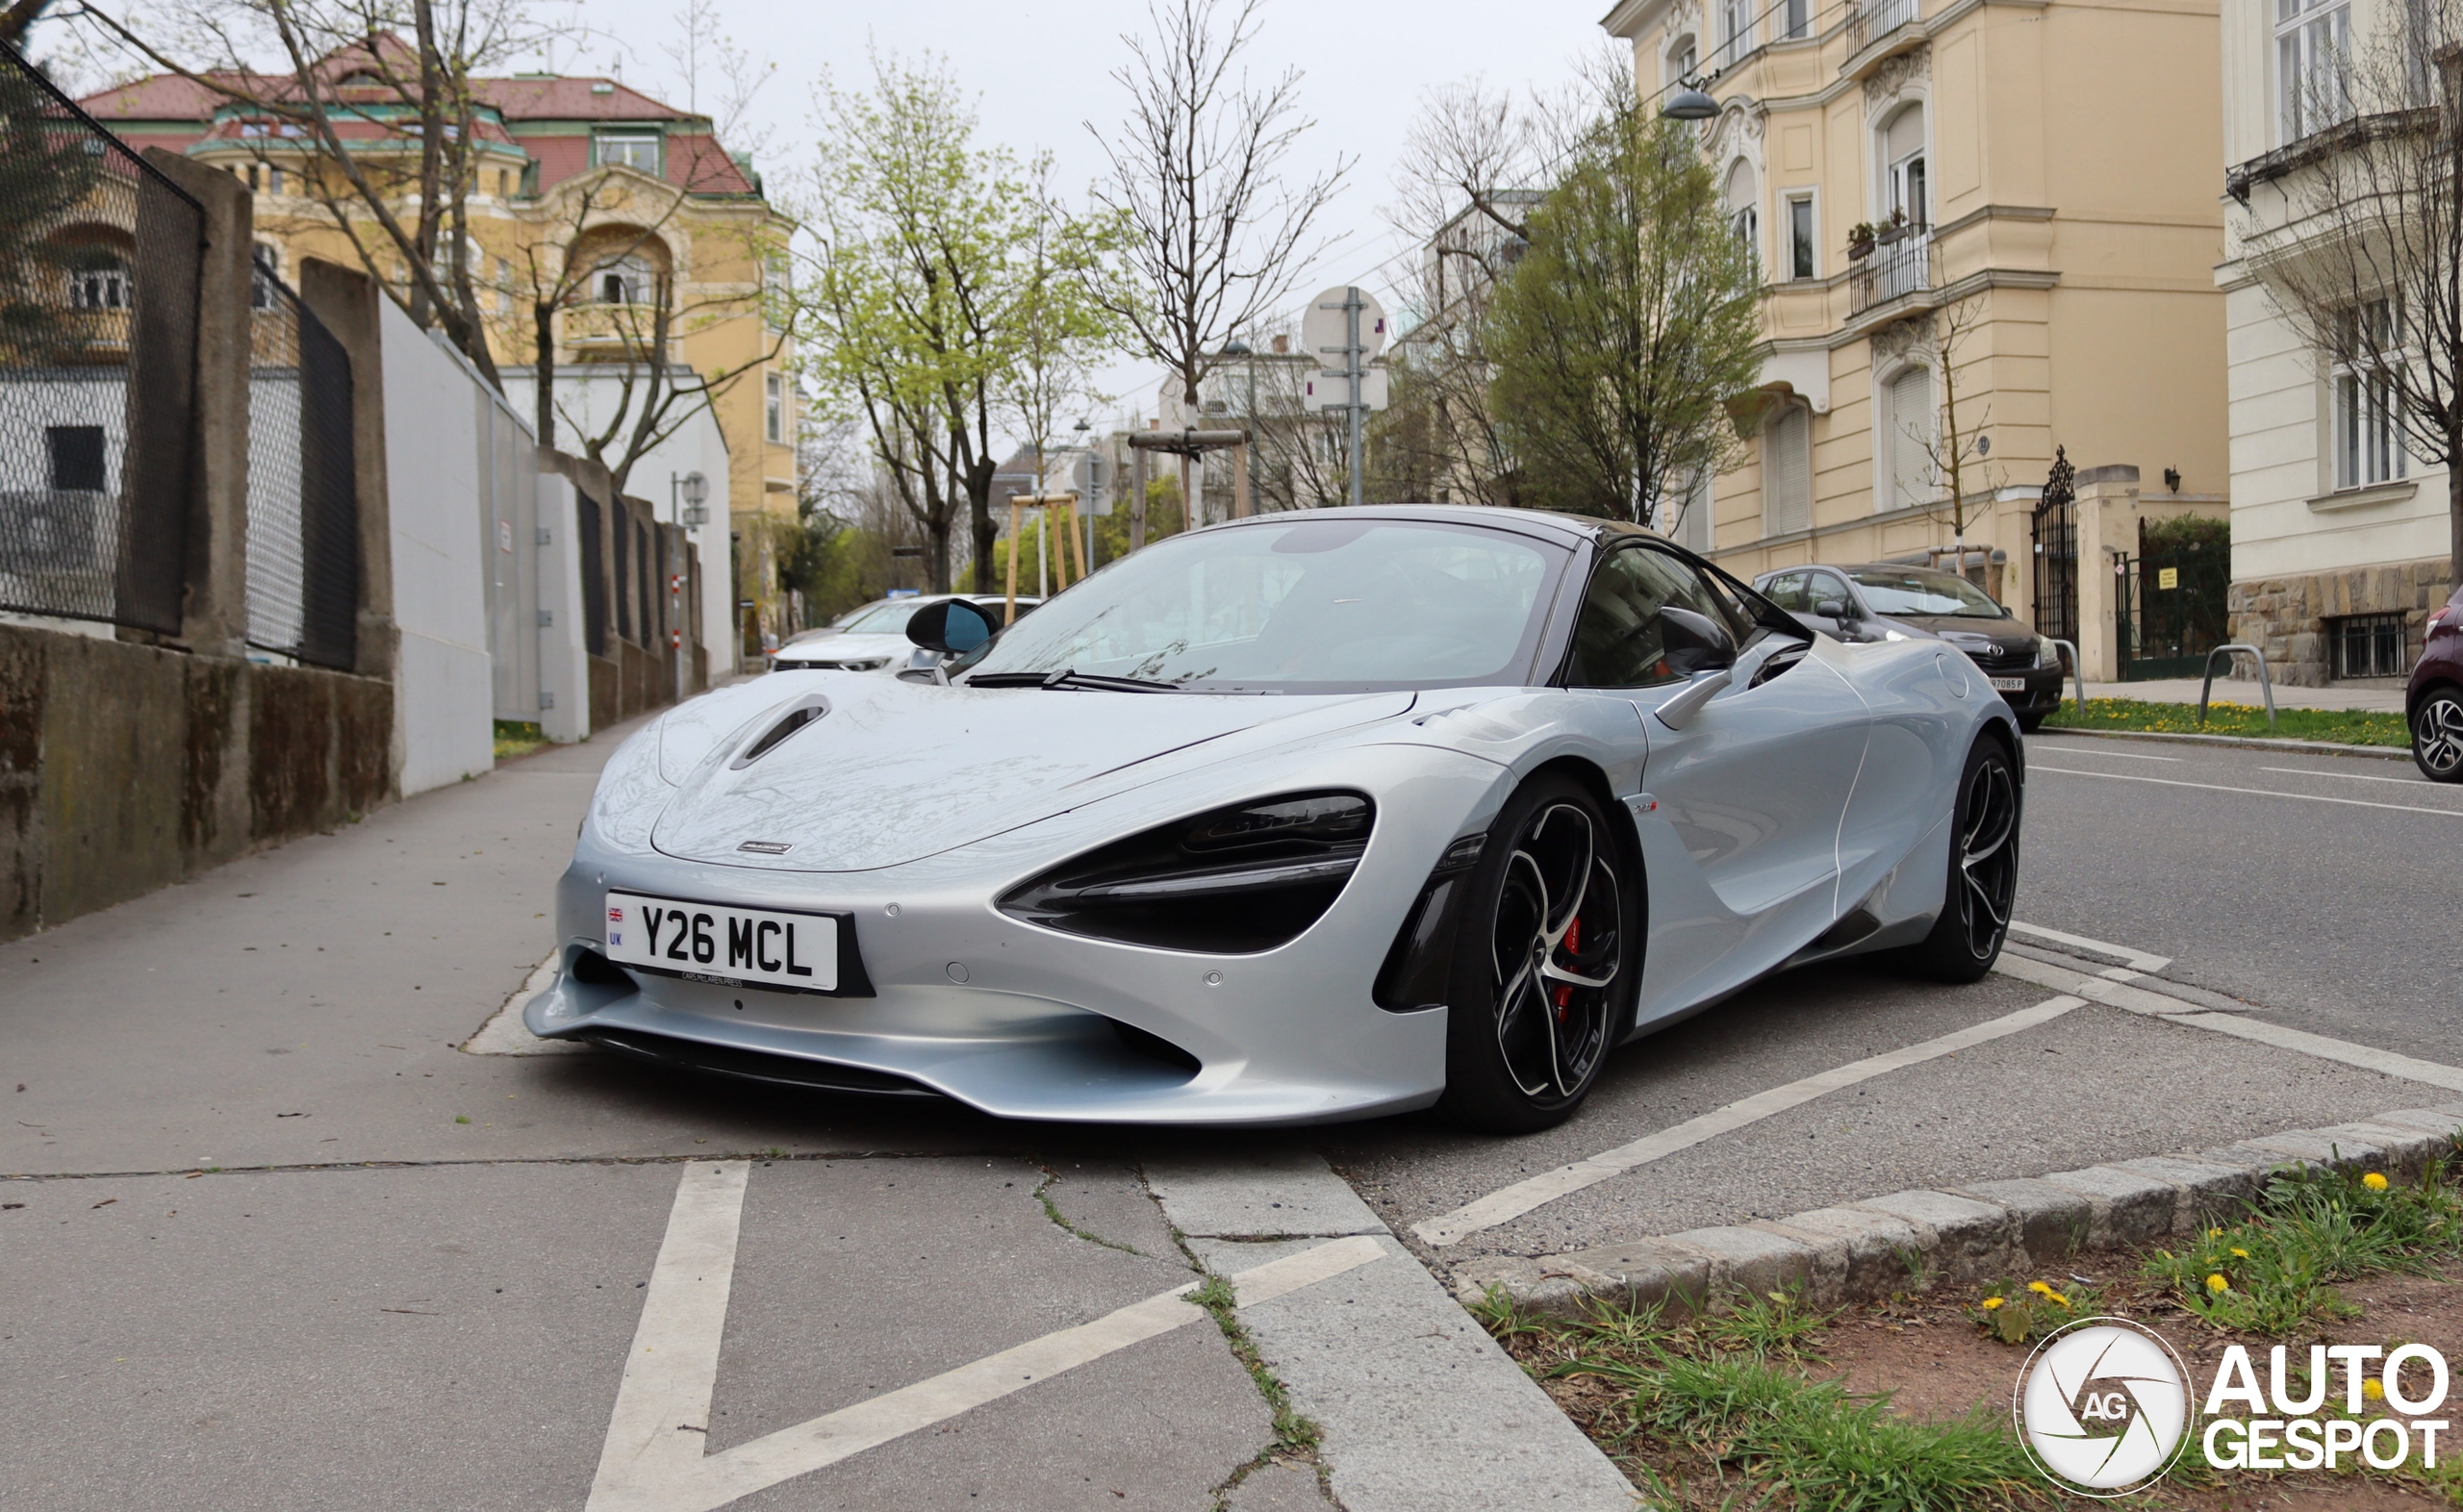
[955,517,1565,693]
[837,599,926,635]
[1845,567,2006,618]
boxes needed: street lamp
[1662,82,1719,120]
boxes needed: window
[1724,161,1759,263]
[765,372,785,442]
[67,253,129,310]
[1761,571,1811,612]
[1883,366,1934,511]
[250,242,280,310]
[597,254,654,305]
[495,169,511,198]
[1567,546,1744,687]
[2334,299,2406,490]
[46,425,105,491]
[1882,107,1927,229]
[495,257,513,315]
[2329,611,2407,678]
[1764,404,1812,534]
[2277,0,2351,143]
[1783,0,1810,38]
[595,131,661,174]
[1667,37,1698,89]
[1721,0,1754,56]
[1787,195,1816,280]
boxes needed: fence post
[140,149,251,660]
[295,260,397,687]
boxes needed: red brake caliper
[1553,917,1579,1020]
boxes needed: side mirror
[1813,597,1848,620]
[907,598,999,654]
[1659,605,1737,677]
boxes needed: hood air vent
[729,694,831,769]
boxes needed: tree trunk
[533,307,557,448]
[2450,427,2462,592]
[967,456,1000,593]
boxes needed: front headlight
[1000,792,1373,953]
[2035,637,2061,668]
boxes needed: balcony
[1849,229,1934,315]
[1847,0,1919,54]
[559,301,674,362]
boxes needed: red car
[2412,581,2463,782]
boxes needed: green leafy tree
[1484,108,1761,529]
[0,57,101,365]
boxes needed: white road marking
[2029,743,2183,761]
[2260,766,2426,786]
[585,1165,1383,1512]
[1409,995,2087,1247]
[1993,953,2463,1093]
[2032,765,2463,818]
[2008,920,2173,972]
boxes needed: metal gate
[2117,536,2230,680]
[2030,447,2079,647]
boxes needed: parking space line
[2260,766,2426,786]
[586,1166,1384,1512]
[1409,995,2087,1248]
[2007,920,2171,973]
[2032,765,2463,818]
[2029,743,2183,761]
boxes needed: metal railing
[1849,230,1934,313]
[243,253,359,670]
[2199,644,2278,727]
[0,40,202,637]
[1849,0,1920,52]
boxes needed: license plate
[1990,677,2027,692]
[603,891,839,993]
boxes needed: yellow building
[82,52,799,656]
[1604,0,2230,659]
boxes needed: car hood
[1892,615,2036,653]
[648,676,1417,872]
[773,632,912,663]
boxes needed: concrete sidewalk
[2082,675,2407,712]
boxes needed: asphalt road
[5,715,2457,1510]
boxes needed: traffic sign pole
[1345,287,1365,509]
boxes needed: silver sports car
[528,506,2022,1131]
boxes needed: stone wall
[0,624,394,941]
[2228,557,2455,687]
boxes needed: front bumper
[524,746,1508,1125]
[1962,658,2065,713]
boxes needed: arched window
[1666,34,1698,89]
[1724,160,1760,265]
[250,241,282,310]
[597,254,656,305]
[66,250,130,310]
[1763,404,1812,535]
[1881,365,1935,511]
[1880,105,1927,230]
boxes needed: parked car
[534,506,2022,1132]
[770,594,1041,675]
[2409,581,2463,782]
[1754,563,2066,731]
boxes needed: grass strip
[493,718,549,762]
[2041,696,2409,748]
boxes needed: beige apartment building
[1604,0,2230,672]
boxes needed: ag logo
[2014,1318,2193,1495]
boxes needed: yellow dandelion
[2231,1247,2250,1259]
[2207,1227,2223,1239]
[1981,1297,2005,1311]
[2028,1280,2053,1296]
[2364,1379,2386,1401]
[2206,1273,2230,1293]
[2363,1172,2390,1192]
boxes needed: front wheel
[1436,773,1640,1134]
[1887,736,2022,983]
[2413,688,2463,783]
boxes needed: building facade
[1604,0,2231,675]
[2216,0,2456,686]
[79,50,797,665]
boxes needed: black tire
[1887,736,2022,983]
[2413,687,2463,783]
[1435,772,1641,1134]
[2016,709,2047,733]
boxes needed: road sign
[1303,365,1390,413]
[1302,287,1388,365]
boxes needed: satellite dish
[1301,287,1388,365]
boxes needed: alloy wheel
[1487,802,1623,1102]
[2416,693,2463,781]
[1953,752,2020,960]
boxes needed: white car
[771,594,1040,674]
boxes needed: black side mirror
[1659,605,1738,677]
[907,598,999,654]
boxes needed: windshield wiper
[963,668,1181,693]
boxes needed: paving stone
[2364,1108,2463,1138]
[2036,1166,2179,1247]
[1658,1224,1821,1305]
[1760,1206,1921,1304]
[1143,1147,1385,1239]
[2310,1122,2445,1177]
[1849,1190,2018,1282]
[1949,1178,2095,1266]
[2107,1156,2265,1232]
[1226,1462,1336,1510]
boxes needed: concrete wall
[378,303,496,795]
[0,624,391,941]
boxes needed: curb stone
[2030,726,2411,761]
[1448,1102,2463,1316]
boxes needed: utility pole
[1344,286,1366,508]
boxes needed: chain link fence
[0,40,203,636]
[245,252,358,669]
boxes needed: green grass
[493,718,549,762]
[2144,1156,2463,1335]
[2041,696,2410,748]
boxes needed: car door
[1567,545,1869,1023]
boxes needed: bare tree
[1895,295,2002,562]
[2236,0,2463,581]
[1086,0,1349,429]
